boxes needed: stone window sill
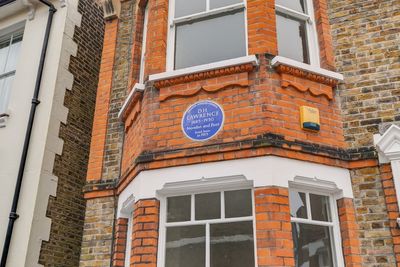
[148,55,258,88]
[271,56,344,85]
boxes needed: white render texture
[0,0,81,266]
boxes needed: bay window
[0,29,23,115]
[289,189,342,267]
[275,0,319,65]
[168,0,247,70]
[161,189,255,267]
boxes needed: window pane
[195,192,220,220]
[0,75,14,113]
[289,191,307,219]
[175,0,206,18]
[276,13,309,64]
[210,221,255,267]
[275,0,306,13]
[166,225,206,267]
[225,189,252,218]
[167,195,191,222]
[175,11,246,69]
[292,223,334,267]
[210,0,242,9]
[310,194,331,222]
[5,33,23,72]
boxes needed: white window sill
[148,55,259,83]
[118,83,145,120]
[271,56,344,82]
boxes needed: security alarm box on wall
[300,106,320,132]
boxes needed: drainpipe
[0,1,56,266]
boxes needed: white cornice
[375,124,400,162]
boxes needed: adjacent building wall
[329,0,400,265]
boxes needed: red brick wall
[130,199,160,266]
[86,19,118,181]
[113,218,129,267]
[254,187,295,267]
[380,164,400,265]
[337,198,362,267]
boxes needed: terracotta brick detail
[113,218,129,267]
[86,19,118,182]
[130,199,160,266]
[337,198,362,267]
[380,164,400,265]
[254,187,295,267]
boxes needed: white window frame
[166,0,249,71]
[0,26,24,115]
[157,188,257,267]
[275,0,320,66]
[289,186,345,267]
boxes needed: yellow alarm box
[300,106,320,132]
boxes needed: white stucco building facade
[0,0,101,266]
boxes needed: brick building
[0,0,103,266]
[81,0,400,267]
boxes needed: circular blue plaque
[182,100,224,141]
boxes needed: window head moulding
[289,175,342,198]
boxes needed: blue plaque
[182,100,224,141]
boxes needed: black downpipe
[0,1,56,266]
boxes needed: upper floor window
[275,0,319,65]
[289,188,342,267]
[160,189,255,267]
[0,29,23,115]
[168,0,247,70]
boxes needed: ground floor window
[289,189,340,267]
[161,189,255,267]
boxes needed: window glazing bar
[291,217,334,227]
[165,216,253,227]
[275,4,310,22]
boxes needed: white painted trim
[275,4,310,21]
[157,175,253,196]
[271,55,344,81]
[139,3,148,84]
[125,216,133,267]
[149,55,258,82]
[117,83,145,120]
[117,155,352,217]
[289,176,342,197]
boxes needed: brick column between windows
[380,164,400,265]
[337,198,362,267]
[86,19,118,181]
[254,187,295,267]
[113,218,129,267]
[130,199,160,266]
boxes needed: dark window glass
[225,189,252,218]
[289,191,308,219]
[275,0,306,13]
[195,192,221,220]
[210,221,255,267]
[167,195,191,222]
[276,13,309,64]
[166,225,206,267]
[292,223,334,267]
[310,194,331,222]
[175,10,246,69]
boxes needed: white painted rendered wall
[0,0,81,266]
